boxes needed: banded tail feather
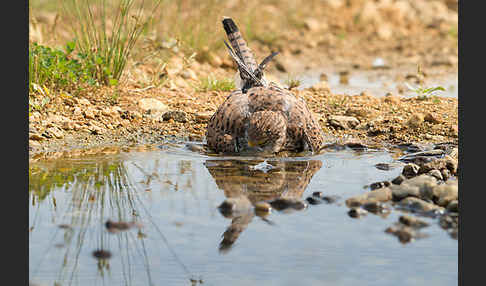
[222,17,258,73]
[222,17,279,93]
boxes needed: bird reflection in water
[204,159,322,253]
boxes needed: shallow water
[292,69,458,98]
[29,144,457,286]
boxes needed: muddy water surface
[29,144,457,286]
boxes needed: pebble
[427,169,443,180]
[345,187,392,207]
[406,113,424,129]
[362,201,390,214]
[322,195,340,204]
[398,197,444,213]
[390,174,437,201]
[370,181,390,190]
[162,110,188,123]
[328,115,360,130]
[392,175,406,185]
[446,200,458,212]
[434,180,458,207]
[312,191,324,198]
[424,112,441,124]
[306,196,322,205]
[402,163,420,178]
[348,207,367,218]
[399,215,429,228]
[385,225,414,244]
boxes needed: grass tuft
[61,0,161,85]
[196,76,235,92]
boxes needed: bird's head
[247,111,287,153]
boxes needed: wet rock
[441,168,451,181]
[392,175,406,185]
[398,197,444,213]
[370,181,390,190]
[434,180,458,207]
[399,215,429,228]
[345,187,392,207]
[362,201,390,214]
[439,214,458,230]
[428,169,443,181]
[186,143,204,153]
[402,163,420,178]
[306,196,322,205]
[163,110,188,123]
[328,115,360,130]
[312,191,324,198]
[390,174,437,201]
[348,207,367,218]
[446,200,458,213]
[374,163,394,171]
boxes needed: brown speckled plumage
[206,18,325,154]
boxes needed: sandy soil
[28,0,458,161]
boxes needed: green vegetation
[284,76,301,90]
[405,83,445,100]
[196,76,235,92]
[61,0,161,85]
[29,42,89,92]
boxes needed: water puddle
[29,144,457,285]
[285,69,458,98]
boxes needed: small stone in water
[306,196,322,205]
[348,207,367,218]
[392,175,406,185]
[312,191,324,198]
[322,195,339,204]
[92,249,112,260]
[399,215,430,228]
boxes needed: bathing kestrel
[206,17,325,154]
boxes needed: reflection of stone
[206,159,322,253]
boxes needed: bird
[206,17,325,154]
